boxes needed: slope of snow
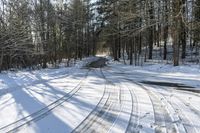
[108,62,200,88]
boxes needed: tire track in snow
[106,67,154,133]
[103,70,134,133]
[140,85,176,133]
[0,70,90,133]
[111,77,139,133]
[72,68,122,133]
[125,80,176,133]
[105,67,178,133]
[123,79,180,133]
[169,89,200,118]
[0,68,84,97]
[163,94,198,133]
[151,86,200,133]
[98,69,135,133]
[111,65,200,133]
[122,79,155,133]
[178,98,200,118]
[125,87,139,133]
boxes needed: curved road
[0,62,199,133]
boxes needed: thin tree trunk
[130,38,133,65]
[0,49,3,72]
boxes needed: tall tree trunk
[148,0,154,59]
[173,0,181,66]
[149,28,153,59]
[130,38,133,65]
[181,0,187,59]
[163,0,168,60]
[0,49,3,72]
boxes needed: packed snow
[0,57,200,133]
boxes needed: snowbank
[109,61,200,88]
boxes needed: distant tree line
[96,0,200,66]
[0,0,200,72]
[0,0,98,72]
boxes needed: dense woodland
[0,0,200,71]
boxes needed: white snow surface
[0,58,200,133]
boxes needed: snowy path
[0,68,88,129]
[0,63,200,133]
[104,65,200,133]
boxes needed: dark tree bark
[181,0,187,59]
[172,0,181,66]
[130,38,133,65]
[148,0,154,59]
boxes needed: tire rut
[132,82,176,133]
[0,70,90,133]
[107,67,182,133]
[125,88,139,133]
[105,66,200,133]
[152,86,200,133]
[72,69,121,133]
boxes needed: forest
[1,1,200,133]
[0,0,200,71]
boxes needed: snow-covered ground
[0,58,200,133]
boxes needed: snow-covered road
[0,62,200,133]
